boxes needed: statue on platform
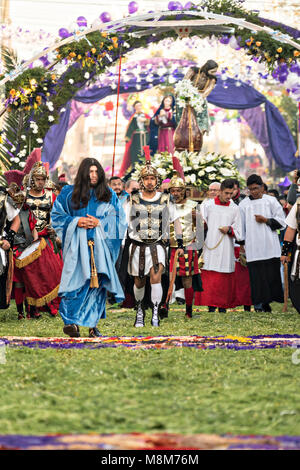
[119,101,150,177]
[174,60,218,153]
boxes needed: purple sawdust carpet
[1,334,300,351]
[0,432,300,450]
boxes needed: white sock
[151,283,163,305]
[134,285,145,302]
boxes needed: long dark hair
[71,158,111,209]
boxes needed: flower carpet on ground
[0,432,300,450]
[2,334,300,351]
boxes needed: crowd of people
[0,157,299,338]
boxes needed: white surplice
[200,198,242,273]
[239,194,286,263]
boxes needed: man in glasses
[239,174,286,312]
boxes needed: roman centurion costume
[24,162,56,237]
[168,174,204,318]
[0,187,19,309]
[22,162,63,316]
[125,160,182,327]
[282,198,300,314]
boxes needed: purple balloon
[77,16,87,27]
[100,11,111,23]
[184,2,193,8]
[168,1,181,10]
[128,1,138,14]
[58,28,69,38]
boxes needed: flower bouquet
[130,150,244,191]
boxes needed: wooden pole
[283,262,289,312]
[111,55,122,177]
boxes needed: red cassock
[194,270,236,309]
[233,246,252,307]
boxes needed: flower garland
[130,150,244,190]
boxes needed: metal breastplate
[170,200,198,248]
[26,191,52,233]
[14,209,34,249]
[129,193,170,244]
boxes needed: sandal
[63,324,80,338]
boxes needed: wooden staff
[283,262,289,312]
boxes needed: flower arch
[0,0,299,174]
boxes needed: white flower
[48,115,54,122]
[205,166,216,173]
[11,146,16,152]
[220,168,233,177]
[14,157,20,163]
[36,138,43,144]
[21,135,26,140]
[69,79,74,84]
[185,175,191,183]
[32,128,38,134]
[198,170,205,177]
[189,173,196,184]
[84,72,90,79]
[60,108,66,113]
[19,161,26,168]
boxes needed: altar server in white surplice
[198,179,242,312]
[239,174,285,312]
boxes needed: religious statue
[149,94,177,155]
[119,101,151,177]
[174,60,218,153]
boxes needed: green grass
[0,301,300,436]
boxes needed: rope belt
[204,233,225,251]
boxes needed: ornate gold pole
[88,240,99,288]
[188,104,194,152]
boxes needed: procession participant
[108,176,130,305]
[8,183,63,320]
[202,182,221,206]
[125,179,139,194]
[280,199,300,314]
[239,174,286,312]
[109,176,129,207]
[197,179,242,312]
[232,179,246,205]
[51,158,127,338]
[0,187,20,309]
[231,179,252,311]
[168,173,204,318]
[24,162,63,316]
[119,101,150,176]
[124,159,184,327]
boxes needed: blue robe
[51,186,127,327]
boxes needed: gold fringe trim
[88,240,99,288]
[15,237,47,269]
[26,284,60,307]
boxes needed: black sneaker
[151,302,160,327]
[134,301,145,327]
[262,303,272,312]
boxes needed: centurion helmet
[138,160,161,190]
